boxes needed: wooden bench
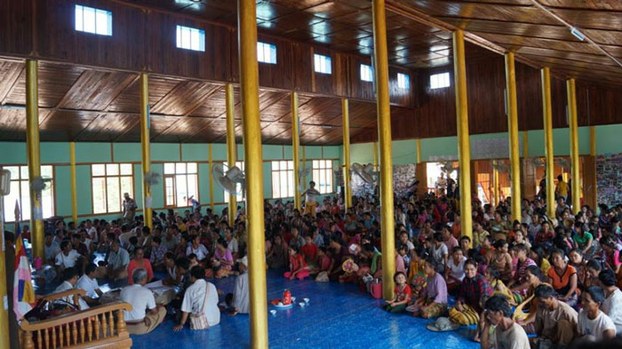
[20,289,133,349]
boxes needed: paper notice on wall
[145,196,152,209]
[3,295,8,310]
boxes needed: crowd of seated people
[25,179,622,347]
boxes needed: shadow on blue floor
[131,271,479,349]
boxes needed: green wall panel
[198,163,211,206]
[263,162,272,199]
[263,145,284,160]
[182,144,208,162]
[304,146,322,159]
[0,142,26,164]
[351,143,374,164]
[596,124,622,155]
[421,136,458,162]
[133,164,143,209]
[54,165,72,217]
[212,144,227,161]
[151,144,180,162]
[149,163,164,209]
[76,165,92,216]
[42,143,70,164]
[76,143,111,163]
[113,143,141,162]
[322,146,341,159]
[393,139,418,165]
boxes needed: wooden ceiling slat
[151,81,223,115]
[58,70,138,110]
[0,60,22,104]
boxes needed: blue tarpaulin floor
[131,271,479,349]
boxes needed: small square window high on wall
[314,54,332,74]
[397,73,410,90]
[430,72,451,89]
[75,5,113,36]
[176,25,206,52]
[257,42,277,64]
[360,64,373,82]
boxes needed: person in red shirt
[300,235,318,265]
[385,272,412,313]
[283,246,310,280]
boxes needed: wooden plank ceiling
[1,1,621,145]
[0,59,395,145]
[394,0,622,86]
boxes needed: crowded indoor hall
[1,0,622,348]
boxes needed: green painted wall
[0,141,339,222]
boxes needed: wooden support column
[208,144,214,210]
[139,73,152,230]
[26,59,44,260]
[567,79,581,214]
[453,30,473,241]
[238,0,268,346]
[226,83,237,226]
[292,91,301,211]
[342,98,352,209]
[541,67,556,218]
[70,142,78,223]
[505,52,521,222]
[372,0,396,300]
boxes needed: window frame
[257,42,277,64]
[74,4,113,36]
[175,25,206,52]
[312,160,334,194]
[430,72,451,90]
[397,72,410,90]
[1,165,55,223]
[163,162,199,208]
[360,64,373,82]
[313,53,332,75]
[271,160,295,199]
[91,163,134,215]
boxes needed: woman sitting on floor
[210,238,234,278]
[515,265,550,332]
[450,258,492,326]
[548,248,579,307]
[445,246,467,293]
[406,258,448,318]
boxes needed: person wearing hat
[480,295,530,349]
[227,255,249,316]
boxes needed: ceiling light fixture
[570,27,585,41]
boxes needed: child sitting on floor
[284,245,310,280]
[385,271,412,313]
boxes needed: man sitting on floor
[480,295,530,349]
[533,284,578,349]
[121,268,167,335]
[107,237,130,282]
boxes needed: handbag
[189,282,210,330]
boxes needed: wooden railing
[20,290,133,349]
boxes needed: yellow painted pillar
[292,91,301,211]
[493,162,500,206]
[302,145,307,187]
[139,73,152,230]
[238,0,268,346]
[208,144,214,210]
[342,98,352,209]
[372,0,396,300]
[453,30,473,241]
[70,142,78,223]
[567,79,581,213]
[26,59,44,260]
[226,83,237,226]
[522,131,529,158]
[505,52,521,222]
[0,174,10,349]
[415,138,422,164]
[590,126,596,157]
[541,67,556,218]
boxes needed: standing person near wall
[301,181,321,217]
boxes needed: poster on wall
[351,163,417,198]
[596,154,622,207]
